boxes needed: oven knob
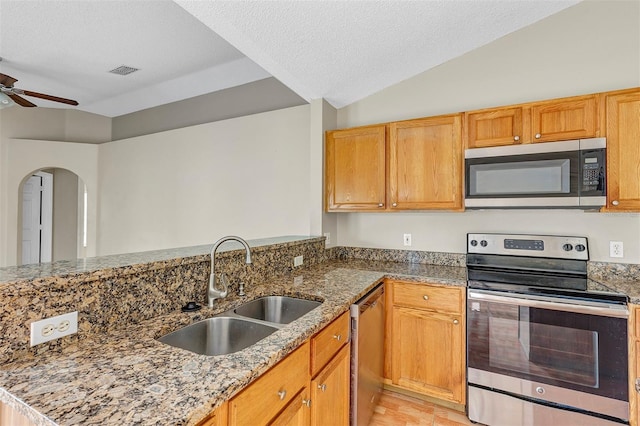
[562,243,573,251]
[470,240,478,247]
[480,240,488,247]
[575,244,586,252]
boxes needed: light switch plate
[30,311,78,346]
[294,255,304,267]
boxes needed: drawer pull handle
[303,398,312,407]
[333,334,342,341]
[318,383,327,392]
[453,319,459,325]
[277,390,287,400]
[423,295,429,301]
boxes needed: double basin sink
[158,296,321,356]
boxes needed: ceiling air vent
[108,65,139,76]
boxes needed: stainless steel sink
[158,317,278,356]
[233,296,321,324]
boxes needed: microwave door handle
[467,290,628,318]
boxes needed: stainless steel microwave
[465,138,606,208]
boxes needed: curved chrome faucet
[208,236,252,308]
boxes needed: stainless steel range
[466,233,629,426]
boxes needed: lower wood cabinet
[228,341,310,425]
[385,280,465,405]
[204,310,351,426]
[310,344,350,426]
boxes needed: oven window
[488,307,598,388]
[469,159,570,195]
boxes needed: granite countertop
[0,259,466,426]
[0,257,635,426]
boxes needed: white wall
[334,1,640,263]
[97,105,312,256]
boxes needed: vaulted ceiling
[0,0,581,118]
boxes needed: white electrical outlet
[294,255,304,267]
[403,234,412,247]
[324,232,331,245]
[30,311,78,347]
[610,241,624,258]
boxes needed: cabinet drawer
[635,306,640,338]
[229,341,310,425]
[393,282,463,314]
[311,311,350,376]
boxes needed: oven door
[467,289,629,421]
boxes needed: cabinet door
[465,107,524,148]
[606,90,640,211]
[325,125,386,211]
[530,95,597,142]
[390,306,464,404]
[269,388,311,426]
[229,342,310,425]
[311,345,350,426]
[389,115,463,210]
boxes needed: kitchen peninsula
[0,236,638,425]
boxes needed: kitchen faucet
[208,236,252,308]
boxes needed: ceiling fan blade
[0,73,18,87]
[7,93,36,107]
[22,90,78,106]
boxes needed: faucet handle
[238,281,246,297]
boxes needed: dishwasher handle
[352,283,384,316]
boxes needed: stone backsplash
[332,246,466,267]
[0,237,327,364]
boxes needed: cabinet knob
[302,398,312,407]
[514,136,520,141]
[635,378,640,393]
[318,383,327,392]
[453,319,459,325]
[392,202,397,207]
[422,295,429,301]
[535,133,542,139]
[277,390,287,400]
[378,203,384,207]
[612,200,620,206]
[333,334,342,341]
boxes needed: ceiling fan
[0,72,79,107]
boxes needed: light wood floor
[369,390,474,426]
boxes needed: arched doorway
[18,168,87,265]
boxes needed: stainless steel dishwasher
[350,282,385,426]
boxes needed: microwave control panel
[580,149,606,192]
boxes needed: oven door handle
[468,290,629,318]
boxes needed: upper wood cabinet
[465,94,599,148]
[325,125,386,211]
[388,115,463,210]
[465,106,524,148]
[604,88,640,211]
[325,115,464,212]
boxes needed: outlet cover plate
[30,311,78,346]
[294,255,304,267]
[610,241,624,258]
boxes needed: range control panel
[467,233,589,260]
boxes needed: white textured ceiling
[0,0,581,117]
